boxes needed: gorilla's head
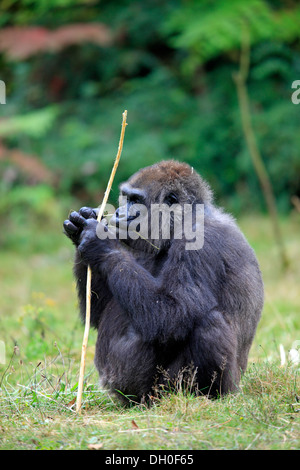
[110,160,212,252]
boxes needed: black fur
[63,160,264,403]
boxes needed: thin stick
[76,110,128,414]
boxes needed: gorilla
[63,160,263,403]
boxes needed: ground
[0,214,299,450]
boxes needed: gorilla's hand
[64,207,116,265]
[63,207,98,246]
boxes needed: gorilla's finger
[63,220,79,235]
[69,211,88,227]
[93,207,100,218]
[79,207,98,219]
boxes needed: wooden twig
[76,110,128,414]
[233,27,289,269]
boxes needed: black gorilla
[63,160,263,403]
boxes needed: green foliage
[0,0,93,26]
[0,0,300,215]
[165,0,300,70]
[0,184,67,252]
[0,106,58,138]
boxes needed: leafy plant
[0,106,58,138]
[165,0,300,71]
[0,0,299,214]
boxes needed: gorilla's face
[109,161,208,252]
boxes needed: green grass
[0,213,299,450]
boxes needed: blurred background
[0,0,299,363]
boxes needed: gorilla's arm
[73,214,220,343]
[102,244,219,343]
[63,207,113,328]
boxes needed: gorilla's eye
[165,192,178,205]
[129,195,142,205]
